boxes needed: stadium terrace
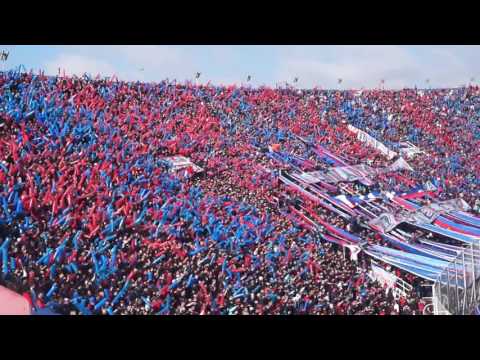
[0,68,479,315]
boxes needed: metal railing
[433,239,480,315]
[392,276,413,299]
[368,260,413,299]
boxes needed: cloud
[44,53,117,78]
[40,45,480,89]
[42,45,269,86]
[116,45,196,82]
[43,46,196,83]
[119,46,183,66]
[274,45,475,89]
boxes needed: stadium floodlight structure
[433,238,480,315]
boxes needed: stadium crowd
[0,68,478,314]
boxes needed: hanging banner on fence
[438,198,471,212]
[330,165,369,182]
[371,263,398,289]
[294,171,327,184]
[386,204,436,225]
[405,211,436,225]
[292,165,374,186]
[326,164,374,185]
[411,199,471,221]
[347,125,397,160]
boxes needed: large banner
[438,198,471,212]
[347,125,397,160]
[368,208,438,231]
[415,199,471,219]
[404,211,437,225]
[292,165,374,185]
[369,213,404,233]
[329,165,374,183]
[294,171,327,184]
[377,198,472,229]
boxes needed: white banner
[163,156,203,173]
[421,198,472,214]
[347,125,397,160]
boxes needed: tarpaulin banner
[329,165,373,184]
[417,207,441,223]
[294,165,374,186]
[448,211,480,228]
[397,197,471,214]
[434,216,480,237]
[414,223,479,244]
[439,198,471,212]
[382,233,458,261]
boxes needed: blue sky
[1,45,480,89]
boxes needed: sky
[1,45,480,89]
